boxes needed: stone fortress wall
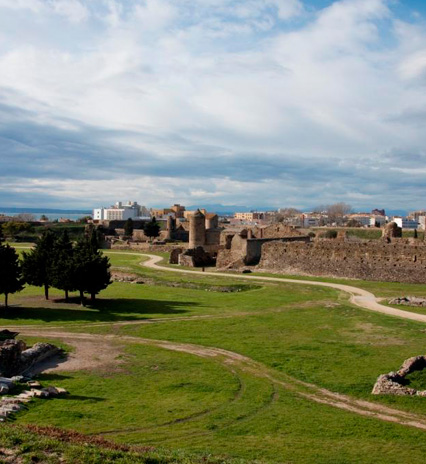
[258,239,426,284]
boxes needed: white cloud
[1,0,426,209]
[0,0,89,22]
[49,0,89,23]
[399,50,426,80]
[268,0,304,20]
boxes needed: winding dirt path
[134,252,426,323]
[10,248,426,433]
[15,329,426,432]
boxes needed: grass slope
[2,251,426,462]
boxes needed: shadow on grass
[0,298,195,323]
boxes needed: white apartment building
[418,216,426,230]
[369,215,386,227]
[93,201,148,221]
[393,217,419,229]
[303,216,319,227]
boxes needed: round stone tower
[166,215,175,240]
[189,209,206,248]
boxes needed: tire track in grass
[15,330,426,432]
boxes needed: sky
[0,0,426,211]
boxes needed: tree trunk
[80,290,85,307]
[4,293,8,308]
[44,284,49,300]
[65,289,69,302]
[91,293,96,302]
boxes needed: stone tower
[205,213,218,230]
[189,209,206,248]
[166,215,175,241]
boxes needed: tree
[72,239,111,306]
[40,214,49,221]
[124,218,134,237]
[346,219,362,228]
[321,230,338,239]
[15,213,36,222]
[0,244,24,308]
[326,203,352,225]
[2,221,33,240]
[22,230,57,300]
[51,230,75,301]
[85,224,101,251]
[0,226,3,243]
[275,208,301,223]
[144,217,160,241]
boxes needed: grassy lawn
[5,250,426,463]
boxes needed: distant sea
[0,207,92,221]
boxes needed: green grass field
[3,250,426,463]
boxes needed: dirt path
[133,252,426,323]
[16,328,426,432]
[10,248,426,433]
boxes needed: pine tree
[144,217,160,241]
[22,230,57,300]
[124,218,134,237]
[85,224,101,251]
[0,244,24,308]
[72,238,111,306]
[51,230,75,301]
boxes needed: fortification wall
[254,224,302,239]
[259,240,426,283]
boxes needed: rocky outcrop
[0,340,60,377]
[372,356,426,396]
[389,296,426,307]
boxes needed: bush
[320,230,338,239]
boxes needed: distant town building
[171,204,186,218]
[393,217,419,229]
[93,201,148,221]
[152,204,186,219]
[347,214,373,227]
[409,210,426,221]
[302,215,320,227]
[234,212,265,221]
[370,215,386,227]
[371,208,386,216]
[0,214,15,223]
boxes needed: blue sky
[0,0,426,210]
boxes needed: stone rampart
[259,240,426,283]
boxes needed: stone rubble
[389,296,426,307]
[0,337,68,421]
[372,355,426,396]
[0,381,68,421]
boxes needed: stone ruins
[372,356,426,396]
[0,336,68,421]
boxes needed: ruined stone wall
[133,230,149,241]
[259,240,426,283]
[254,224,302,239]
[205,229,221,246]
[216,235,310,268]
[110,242,188,253]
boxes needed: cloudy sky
[0,0,426,211]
